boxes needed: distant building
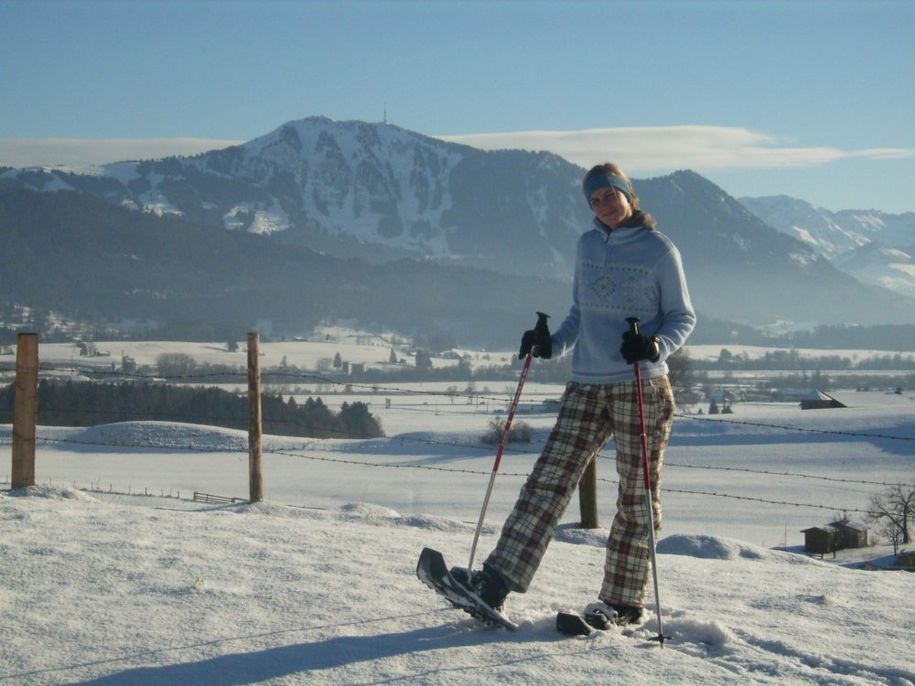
[802,520,867,556]
[830,520,868,549]
[801,527,835,555]
[800,390,847,410]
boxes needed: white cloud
[0,138,244,170]
[435,126,915,172]
[2,127,913,178]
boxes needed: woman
[456,162,695,628]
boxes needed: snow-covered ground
[2,375,914,683]
[2,486,913,686]
[5,388,913,548]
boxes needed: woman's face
[589,187,633,229]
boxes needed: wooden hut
[801,527,835,554]
[831,521,868,549]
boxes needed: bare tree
[667,346,691,390]
[155,352,197,378]
[481,418,531,445]
[875,518,904,556]
[866,484,914,554]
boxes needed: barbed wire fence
[15,362,915,438]
[3,338,914,527]
[0,433,891,517]
[2,414,910,519]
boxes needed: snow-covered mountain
[1,117,589,277]
[3,117,915,331]
[740,195,915,296]
[833,243,915,299]
[738,195,872,259]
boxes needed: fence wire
[1,431,903,516]
[3,358,913,518]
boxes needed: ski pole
[467,312,545,570]
[626,317,670,647]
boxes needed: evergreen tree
[0,380,382,439]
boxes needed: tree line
[0,380,383,439]
[700,348,915,371]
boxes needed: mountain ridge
[2,116,914,334]
[740,194,915,298]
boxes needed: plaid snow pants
[484,376,675,608]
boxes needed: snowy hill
[2,485,913,684]
[833,243,915,299]
[741,195,915,297]
[3,382,915,682]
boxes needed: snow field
[1,360,914,683]
[7,388,913,549]
[1,488,913,685]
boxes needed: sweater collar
[593,217,645,243]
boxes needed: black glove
[519,312,552,359]
[621,331,660,364]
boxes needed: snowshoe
[416,547,519,631]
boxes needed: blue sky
[2,0,913,213]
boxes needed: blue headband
[582,173,632,203]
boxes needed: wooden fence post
[12,332,38,489]
[578,458,599,529]
[247,332,263,503]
